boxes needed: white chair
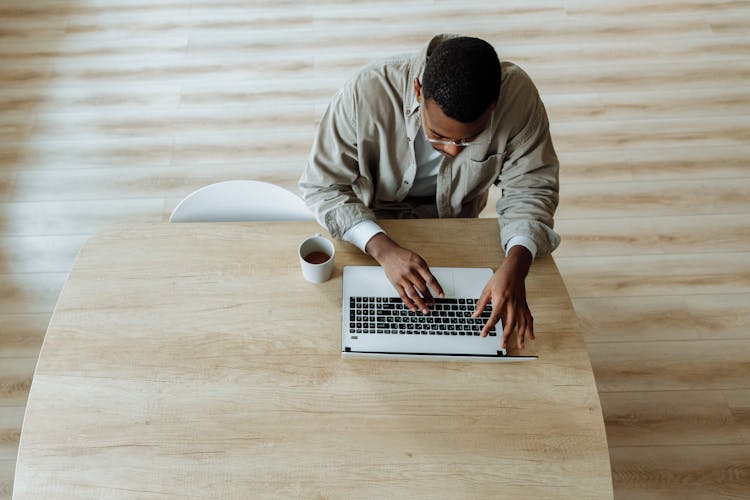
[170,180,316,222]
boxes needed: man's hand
[472,246,534,350]
[365,233,444,314]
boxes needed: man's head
[421,37,501,122]
[415,37,501,157]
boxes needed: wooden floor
[1,0,748,497]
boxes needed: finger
[480,312,501,338]
[501,304,516,349]
[409,272,435,307]
[472,292,491,318]
[480,302,503,338]
[516,312,527,350]
[418,268,445,298]
[404,282,429,314]
[528,312,535,340]
[396,286,417,312]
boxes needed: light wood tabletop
[13,219,612,499]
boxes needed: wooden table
[13,219,613,499]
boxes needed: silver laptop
[342,266,537,361]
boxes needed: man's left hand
[472,246,535,350]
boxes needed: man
[299,34,559,351]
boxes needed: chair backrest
[170,180,316,222]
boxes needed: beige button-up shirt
[298,34,560,256]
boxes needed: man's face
[415,79,494,158]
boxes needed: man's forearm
[503,244,533,277]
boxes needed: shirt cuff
[342,220,385,253]
[505,235,537,259]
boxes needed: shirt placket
[398,136,418,200]
[400,105,421,200]
[435,156,452,217]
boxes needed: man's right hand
[365,233,444,314]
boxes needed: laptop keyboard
[349,297,495,336]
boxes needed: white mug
[298,233,336,283]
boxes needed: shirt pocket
[461,151,506,199]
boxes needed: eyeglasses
[421,108,493,147]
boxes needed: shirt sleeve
[298,80,377,239]
[342,220,386,253]
[504,235,537,259]
[496,76,561,256]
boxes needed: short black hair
[422,37,501,122]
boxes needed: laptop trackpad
[431,269,457,297]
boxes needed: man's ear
[413,78,422,100]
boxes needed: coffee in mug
[303,251,331,265]
[298,234,336,283]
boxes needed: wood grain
[0,200,165,236]
[0,460,13,499]
[0,274,67,315]
[0,174,14,203]
[556,214,750,257]
[556,253,750,298]
[725,390,750,444]
[11,164,307,202]
[573,294,750,343]
[0,236,88,273]
[557,178,750,219]
[600,390,746,447]
[557,145,750,183]
[12,221,612,499]
[0,314,48,358]
[1,0,749,497]
[610,445,750,500]
[0,359,35,407]
[587,340,750,392]
[0,407,23,461]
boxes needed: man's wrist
[365,232,396,261]
[342,220,385,253]
[503,245,533,277]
